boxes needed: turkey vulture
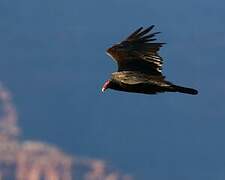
[102,26,198,95]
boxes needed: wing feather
[126,27,144,40]
[107,26,165,76]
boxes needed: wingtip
[145,25,155,33]
[133,26,144,34]
[149,25,155,29]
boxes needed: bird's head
[101,79,112,92]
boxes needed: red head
[102,80,111,92]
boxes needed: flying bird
[102,26,198,95]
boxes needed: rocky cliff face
[0,83,132,180]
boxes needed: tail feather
[172,85,198,95]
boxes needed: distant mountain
[0,83,133,180]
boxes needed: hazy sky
[0,0,225,179]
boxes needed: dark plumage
[102,26,198,95]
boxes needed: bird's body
[102,26,198,95]
[105,71,197,95]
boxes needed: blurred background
[0,0,225,179]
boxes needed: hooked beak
[102,86,106,92]
[102,80,110,93]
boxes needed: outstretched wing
[107,26,165,76]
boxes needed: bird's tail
[171,85,198,95]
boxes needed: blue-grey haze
[0,0,225,179]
